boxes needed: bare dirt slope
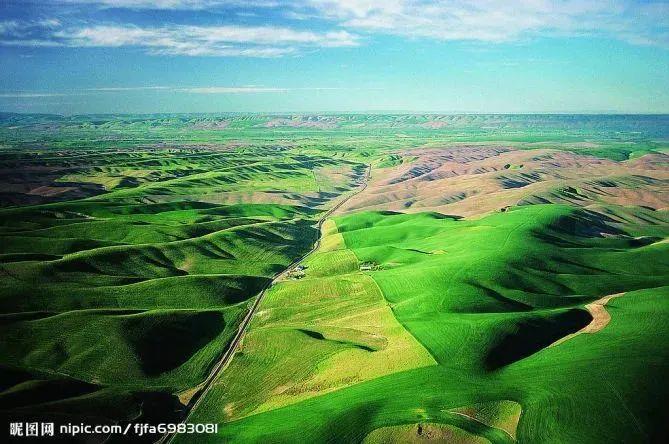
[339,147,669,217]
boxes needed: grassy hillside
[0,144,367,439]
[0,114,667,443]
[184,204,669,443]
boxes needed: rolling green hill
[0,143,367,439]
[0,114,667,443]
[183,204,669,443]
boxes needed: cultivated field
[0,113,667,443]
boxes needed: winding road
[160,164,370,443]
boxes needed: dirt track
[550,292,625,348]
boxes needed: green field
[0,113,667,443]
[183,204,669,443]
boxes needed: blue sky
[0,0,668,114]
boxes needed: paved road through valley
[160,164,370,443]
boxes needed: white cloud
[57,1,281,10]
[176,86,290,93]
[85,86,172,91]
[304,0,669,46]
[0,21,20,35]
[68,1,669,47]
[175,86,359,93]
[59,1,223,9]
[0,19,358,57]
[37,19,62,28]
[0,85,361,97]
[0,92,70,97]
[0,18,64,49]
[0,39,63,47]
[0,18,62,37]
[3,1,667,58]
[43,24,358,56]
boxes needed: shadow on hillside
[485,308,592,370]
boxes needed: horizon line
[2,111,669,117]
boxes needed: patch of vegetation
[1,114,667,442]
[0,138,366,439]
[185,204,669,443]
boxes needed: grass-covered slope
[1,114,667,442]
[184,218,436,424]
[0,146,368,439]
[185,204,669,443]
[0,200,319,434]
